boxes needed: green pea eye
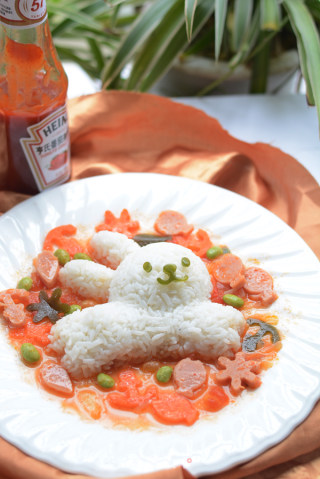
[181,257,190,267]
[143,262,152,273]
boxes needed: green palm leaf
[232,0,253,52]
[185,0,198,41]
[101,0,175,88]
[283,0,320,130]
[215,0,228,59]
[260,0,281,31]
[123,0,215,91]
[139,0,216,91]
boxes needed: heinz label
[20,105,71,191]
[0,0,47,28]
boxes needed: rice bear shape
[50,232,245,378]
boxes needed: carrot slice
[34,251,59,289]
[0,289,29,305]
[9,318,52,347]
[95,209,140,238]
[107,369,158,412]
[212,254,245,289]
[207,275,227,304]
[43,225,83,256]
[172,229,212,257]
[151,391,199,426]
[196,385,229,412]
[117,368,143,392]
[77,390,102,420]
[154,210,194,236]
[108,385,158,412]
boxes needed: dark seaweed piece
[47,288,71,314]
[242,318,281,352]
[133,234,172,247]
[26,288,71,324]
[221,246,231,254]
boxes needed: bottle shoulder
[0,34,68,115]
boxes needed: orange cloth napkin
[0,91,319,479]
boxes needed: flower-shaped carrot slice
[154,210,194,236]
[215,352,262,396]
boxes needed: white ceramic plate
[0,173,319,478]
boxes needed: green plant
[48,0,320,130]
[47,0,144,79]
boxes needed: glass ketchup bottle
[0,0,71,194]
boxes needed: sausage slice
[244,267,278,306]
[212,254,246,290]
[39,361,73,395]
[0,294,28,327]
[173,358,207,398]
[3,302,27,327]
[34,251,59,288]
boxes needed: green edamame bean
[156,366,173,383]
[223,294,244,309]
[97,373,115,389]
[54,248,70,266]
[20,343,40,363]
[17,277,33,291]
[206,246,223,260]
[73,253,92,261]
[66,304,82,315]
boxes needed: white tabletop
[65,62,320,185]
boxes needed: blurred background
[47,0,319,103]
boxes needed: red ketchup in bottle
[0,0,71,194]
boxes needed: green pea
[143,262,152,273]
[181,257,190,267]
[206,246,223,260]
[54,248,70,266]
[156,366,173,383]
[97,373,115,389]
[73,253,92,261]
[20,343,40,363]
[66,304,82,315]
[223,294,244,309]
[17,277,33,291]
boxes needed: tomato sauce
[0,209,281,428]
[0,33,70,194]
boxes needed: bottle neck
[0,0,48,31]
[1,0,51,53]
